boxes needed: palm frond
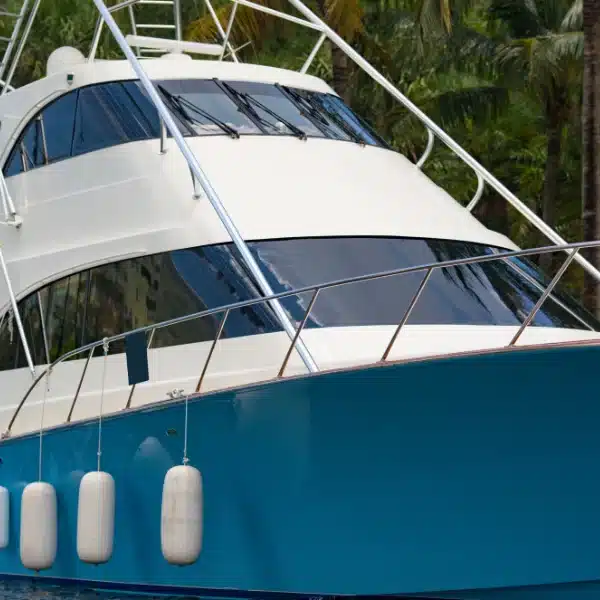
[423,84,511,126]
[560,0,582,31]
[323,0,364,40]
[489,0,548,37]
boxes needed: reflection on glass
[0,237,596,372]
[221,81,325,138]
[158,79,261,136]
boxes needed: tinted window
[222,81,326,138]
[305,93,387,146]
[3,79,389,178]
[43,91,78,162]
[72,83,152,155]
[0,237,596,372]
[158,79,261,136]
[3,91,79,176]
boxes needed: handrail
[6,239,600,438]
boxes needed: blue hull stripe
[0,344,600,598]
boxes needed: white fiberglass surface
[0,323,597,438]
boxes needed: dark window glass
[3,145,24,177]
[3,90,79,176]
[241,238,598,330]
[0,237,597,372]
[4,79,390,178]
[279,86,354,141]
[157,79,261,136]
[73,84,138,155]
[41,91,79,162]
[222,80,326,138]
[20,119,44,170]
[304,92,388,147]
[0,293,46,371]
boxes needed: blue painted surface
[0,344,599,598]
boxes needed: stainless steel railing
[5,239,600,439]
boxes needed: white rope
[183,392,189,465]
[97,338,109,472]
[38,369,51,482]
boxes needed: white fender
[77,471,115,564]
[161,465,203,565]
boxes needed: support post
[0,247,34,376]
[1,0,43,94]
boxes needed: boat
[0,0,598,598]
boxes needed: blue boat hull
[1,343,600,598]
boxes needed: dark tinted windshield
[217,237,599,332]
[1,237,594,372]
[4,79,389,178]
[157,79,389,146]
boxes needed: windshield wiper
[215,79,307,140]
[275,83,337,136]
[158,84,239,139]
[283,86,366,146]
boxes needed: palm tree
[414,0,582,273]
[186,0,365,103]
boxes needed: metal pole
[285,0,600,285]
[300,32,326,73]
[278,289,319,377]
[173,0,183,41]
[508,248,580,346]
[195,309,229,393]
[0,0,31,83]
[381,268,433,361]
[1,0,43,94]
[91,0,318,373]
[204,0,239,62]
[0,248,35,376]
[219,1,238,61]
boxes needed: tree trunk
[539,111,563,274]
[583,0,600,315]
[331,45,354,105]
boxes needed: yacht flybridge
[0,0,598,598]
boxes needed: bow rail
[4,239,600,439]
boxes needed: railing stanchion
[67,347,95,422]
[195,309,229,393]
[381,267,433,362]
[278,289,320,378]
[509,248,580,347]
[416,129,434,169]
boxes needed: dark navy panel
[0,344,599,597]
[125,331,150,385]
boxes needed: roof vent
[47,47,86,76]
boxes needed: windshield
[169,237,599,336]
[156,79,389,147]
